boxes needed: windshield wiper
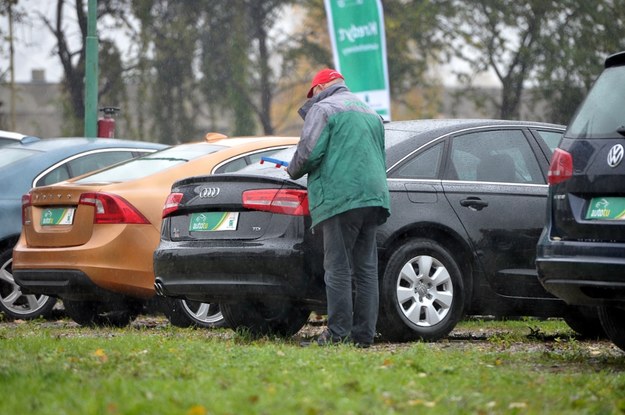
[617,126,625,137]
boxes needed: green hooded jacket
[287,82,390,227]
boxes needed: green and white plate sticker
[41,208,75,225]
[586,197,625,220]
[189,212,239,231]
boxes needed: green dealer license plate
[585,197,625,220]
[41,207,76,226]
[189,212,239,231]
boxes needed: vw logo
[199,187,220,198]
[607,144,624,168]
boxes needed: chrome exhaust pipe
[154,281,165,296]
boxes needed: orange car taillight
[547,148,573,185]
[242,189,309,216]
[79,192,149,224]
[21,193,32,225]
[162,193,183,218]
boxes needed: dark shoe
[299,339,315,347]
[299,330,342,347]
[316,329,346,346]
[351,337,373,348]
[353,341,372,349]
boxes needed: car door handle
[460,197,488,211]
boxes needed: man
[287,68,390,348]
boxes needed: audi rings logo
[199,187,220,198]
[607,144,624,168]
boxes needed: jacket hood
[298,82,348,120]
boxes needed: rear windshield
[566,66,625,139]
[75,143,226,183]
[240,129,416,173]
[384,129,422,147]
[0,147,38,169]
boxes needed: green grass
[1,317,624,415]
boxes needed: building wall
[0,71,64,137]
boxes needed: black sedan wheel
[0,249,56,320]
[164,298,226,328]
[63,299,142,327]
[378,238,465,342]
[221,300,310,337]
[598,306,625,352]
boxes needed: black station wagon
[537,51,625,352]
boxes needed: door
[442,128,550,298]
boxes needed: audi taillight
[79,192,149,224]
[21,193,32,225]
[547,148,573,185]
[242,189,309,216]
[162,192,183,218]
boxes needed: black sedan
[154,119,581,341]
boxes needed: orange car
[12,134,298,327]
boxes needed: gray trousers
[321,207,380,344]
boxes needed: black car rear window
[566,66,625,139]
[384,129,420,147]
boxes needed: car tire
[378,238,466,342]
[221,300,310,337]
[63,299,142,327]
[0,247,57,320]
[598,306,625,352]
[562,305,606,339]
[164,298,226,328]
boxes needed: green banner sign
[324,0,391,120]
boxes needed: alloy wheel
[395,254,454,327]
[0,257,56,319]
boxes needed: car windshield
[0,147,38,169]
[75,143,226,184]
[566,66,625,139]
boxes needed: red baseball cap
[307,68,344,98]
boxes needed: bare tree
[40,0,133,135]
[440,0,625,121]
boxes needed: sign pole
[84,0,98,137]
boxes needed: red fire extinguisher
[97,107,120,138]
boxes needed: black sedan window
[534,130,562,153]
[448,129,544,184]
[390,142,443,179]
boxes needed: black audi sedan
[154,119,576,341]
[536,51,625,352]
